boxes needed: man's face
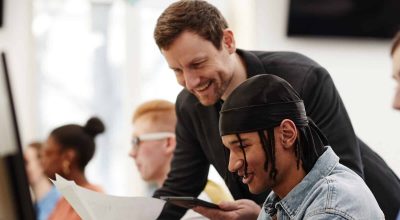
[392,45,400,110]
[222,131,274,194]
[161,31,235,106]
[129,117,170,183]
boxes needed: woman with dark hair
[41,117,105,220]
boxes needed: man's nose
[129,147,138,159]
[228,154,244,173]
[183,70,200,90]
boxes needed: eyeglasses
[131,132,175,151]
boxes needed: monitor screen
[0,52,36,220]
[287,0,400,39]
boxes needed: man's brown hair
[391,31,400,56]
[154,0,228,50]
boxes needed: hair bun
[84,117,105,137]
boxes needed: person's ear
[222,29,236,54]
[279,119,297,149]
[60,149,76,175]
[62,149,76,165]
[164,136,176,155]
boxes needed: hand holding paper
[51,174,165,220]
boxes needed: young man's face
[222,131,274,194]
[392,45,400,110]
[222,126,300,196]
[161,31,236,106]
[129,117,171,183]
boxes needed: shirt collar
[264,146,338,218]
[236,49,266,78]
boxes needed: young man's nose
[228,156,244,173]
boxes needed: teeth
[196,81,211,92]
[241,173,252,184]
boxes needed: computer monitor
[0,52,36,220]
[287,0,400,39]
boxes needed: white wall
[230,0,399,176]
[0,0,36,146]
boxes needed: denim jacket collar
[264,146,338,218]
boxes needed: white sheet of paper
[51,174,166,220]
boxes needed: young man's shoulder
[304,165,384,219]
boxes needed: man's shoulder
[240,50,332,95]
[241,49,329,87]
[310,165,370,201]
[325,165,376,202]
[304,166,383,219]
[248,50,322,69]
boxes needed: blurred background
[1,0,399,197]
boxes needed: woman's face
[41,136,64,179]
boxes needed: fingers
[192,200,261,220]
[218,201,240,211]
[193,206,229,219]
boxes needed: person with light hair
[129,99,232,219]
[130,100,177,187]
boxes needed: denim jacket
[257,147,384,220]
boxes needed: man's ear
[279,119,297,149]
[165,136,176,155]
[222,29,236,54]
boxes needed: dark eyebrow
[229,138,250,146]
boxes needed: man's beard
[196,81,226,106]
